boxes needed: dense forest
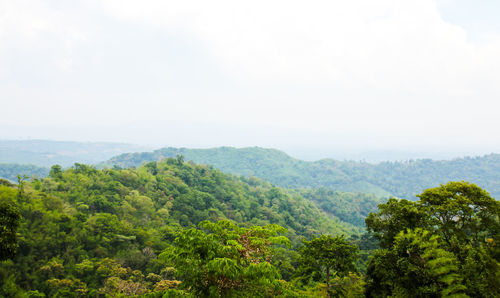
[3,143,500,201]
[106,146,500,199]
[0,158,356,296]
[3,0,500,296]
[1,158,498,297]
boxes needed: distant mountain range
[1,141,499,200]
[0,164,49,182]
[0,140,151,167]
[105,147,500,199]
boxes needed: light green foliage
[417,181,500,248]
[169,220,292,297]
[2,151,499,298]
[330,273,365,298]
[0,159,353,296]
[106,147,500,199]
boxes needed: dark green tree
[298,235,359,296]
[0,187,21,261]
[365,198,429,249]
[365,181,500,297]
[367,228,466,297]
[49,165,63,179]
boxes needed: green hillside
[2,161,498,296]
[106,147,500,199]
[0,158,366,296]
[296,189,385,227]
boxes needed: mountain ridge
[105,146,500,199]
[0,139,151,167]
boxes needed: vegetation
[0,159,362,297]
[296,235,359,296]
[365,181,500,297]
[0,157,498,297]
[297,189,384,227]
[0,188,20,261]
[166,220,292,297]
[106,146,500,199]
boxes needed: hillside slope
[0,159,367,295]
[106,147,500,199]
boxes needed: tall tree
[166,220,292,297]
[298,235,358,297]
[365,181,500,297]
[0,186,21,261]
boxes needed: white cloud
[92,0,500,140]
[97,0,499,91]
[1,0,500,154]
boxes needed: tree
[367,228,466,297]
[49,165,63,179]
[165,220,292,297]
[298,235,358,297]
[364,198,429,249]
[417,181,499,250]
[0,186,21,261]
[365,181,500,297]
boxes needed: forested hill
[22,159,358,238]
[2,160,498,296]
[106,147,500,199]
[0,158,364,295]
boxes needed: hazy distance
[1,0,500,161]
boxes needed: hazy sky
[1,0,500,159]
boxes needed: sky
[1,0,500,160]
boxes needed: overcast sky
[1,0,500,160]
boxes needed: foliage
[0,186,21,261]
[365,182,500,297]
[298,189,384,227]
[365,198,428,249]
[2,150,498,297]
[296,235,359,296]
[0,159,355,297]
[417,181,500,250]
[106,147,500,199]
[167,220,292,297]
[366,229,467,297]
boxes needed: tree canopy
[166,220,291,297]
[0,155,498,297]
[297,235,359,297]
[0,186,21,261]
[0,159,360,297]
[365,181,500,297]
